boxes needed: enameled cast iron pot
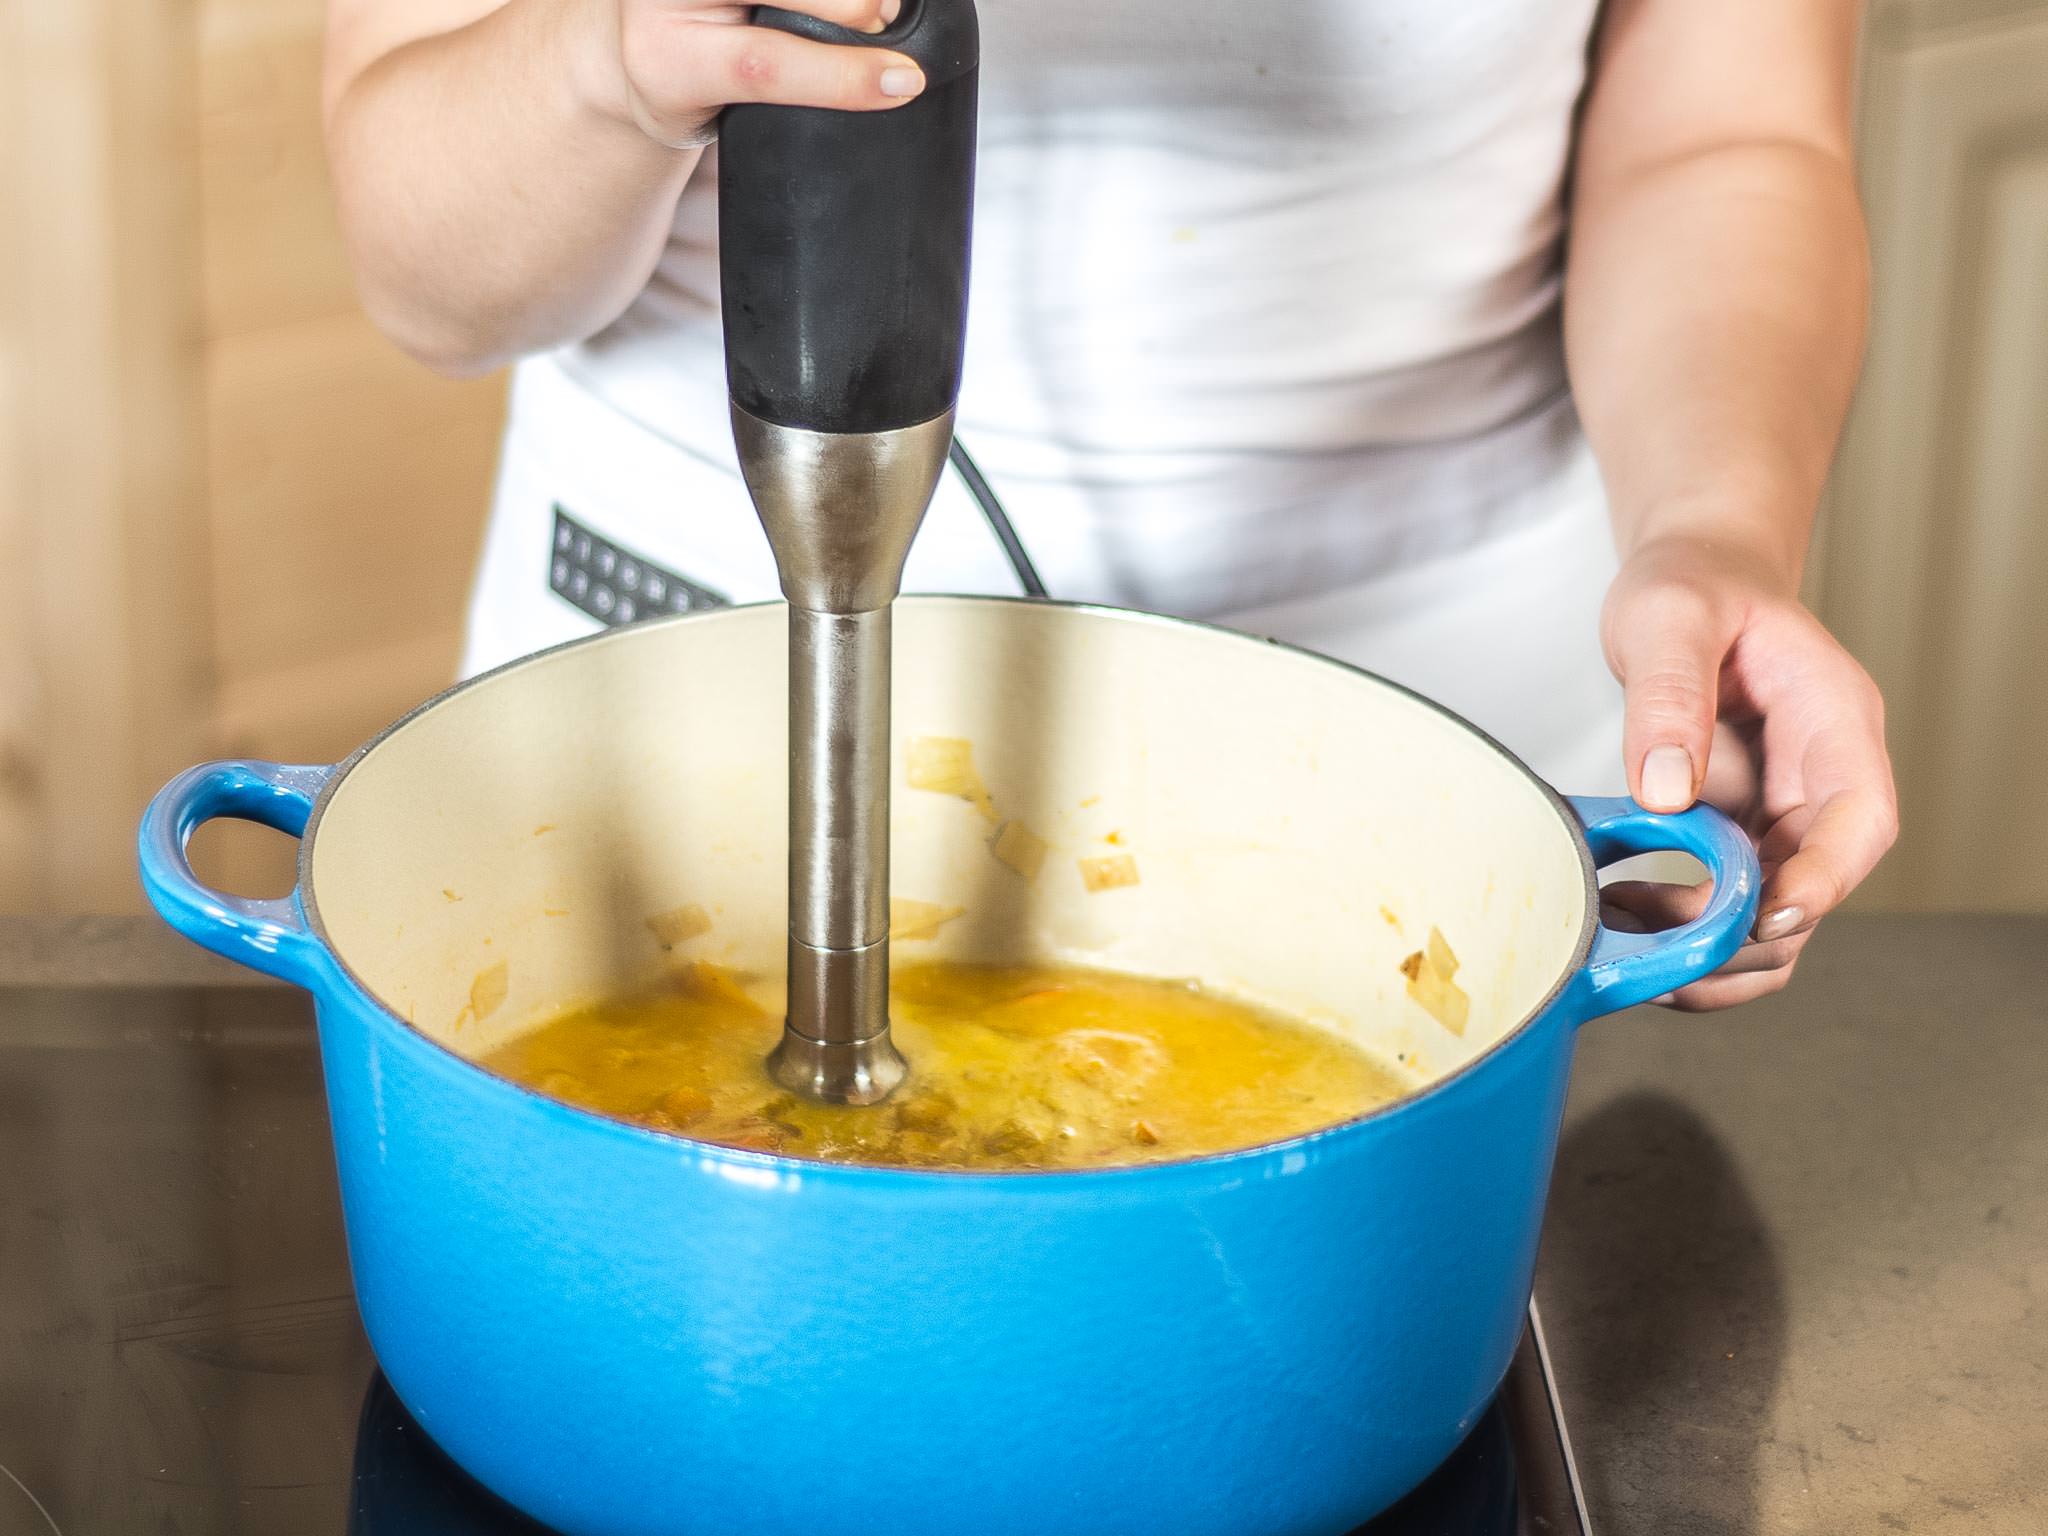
[140,598,1757,1536]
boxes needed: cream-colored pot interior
[306,600,1593,1091]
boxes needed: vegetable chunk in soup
[482,961,1409,1170]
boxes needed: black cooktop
[0,979,1589,1536]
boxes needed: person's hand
[606,0,925,150]
[1598,533,1898,1009]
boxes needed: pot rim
[296,594,1600,1183]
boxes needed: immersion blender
[718,0,978,1104]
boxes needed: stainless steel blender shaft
[717,0,978,1102]
[734,404,955,1104]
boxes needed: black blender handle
[719,0,978,436]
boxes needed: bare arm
[1568,0,1867,579]
[1566,0,1897,1004]
[324,0,925,376]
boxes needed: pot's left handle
[138,760,336,986]
[1569,795,1762,1017]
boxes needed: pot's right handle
[138,760,335,987]
[1568,795,1761,1018]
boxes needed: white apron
[463,353,1625,794]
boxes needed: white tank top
[476,0,1613,664]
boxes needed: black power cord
[949,436,1047,599]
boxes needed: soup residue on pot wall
[477,961,1411,1170]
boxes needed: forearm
[1565,140,1869,589]
[326,0,697,375]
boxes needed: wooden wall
[0,0,505,912]
[1813,0,2048,910]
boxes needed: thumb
[1606,585,1728,813]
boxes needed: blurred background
[0,0,2043,916]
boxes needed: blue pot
[140,599,1756,1536]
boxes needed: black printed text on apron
[550,506,730,625]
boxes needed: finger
[699,26,925,109]
[1753,783,1898,941]
[1709,927,1809,975]
[1659,962,1798,1011]
[1604,878,1807,974]
[747,0,902,35]
[1600,878,1709,932]
[1608,581,1732,812]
